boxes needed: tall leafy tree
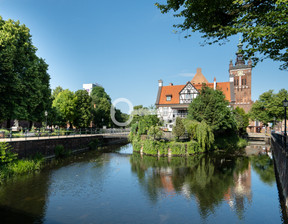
[52,86,64,100]
[0,17,51,127]
[156,0,288,69]
[188,85,236,135]
[52,90,76,128]
[74,90,92,128]
[91,86,111,104]
[92,97,111,128]
[249,89,288,125]
[233,107,249,135]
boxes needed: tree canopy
[249,89,288,125]
[0,17,51,126]
[156,0,288,69]
[187,85,236,135]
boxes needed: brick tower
[229,39,253,113]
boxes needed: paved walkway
[0,132,129,142]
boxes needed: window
[244,79,247,85]
[237,79,239,86]
[166,95,172,101]
[163,107,168,116]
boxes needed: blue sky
[1,0,287,113]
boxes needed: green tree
[91,86,111,104]
[0,17,51,127]
[93,97,111,128]
[233,107,249,135]
[172,117,185,141]
[249,90,274,126]
[156,0,288,70]
[52,86,64,100]
[183,119,214,150]
[52,90,76,128]
[74,90,92,128]
[188,85,236,135]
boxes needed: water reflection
[130,150,275,220]
[0,143,283,224]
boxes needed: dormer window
[166,95,172,101]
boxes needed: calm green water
[0,143,286,224]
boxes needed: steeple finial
[235,37,245,65]
[237,37,243,53]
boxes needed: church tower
[229,39,253,113]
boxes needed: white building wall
[157,107,174,131]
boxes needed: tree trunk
[6,119,11,129]
[29,121,33,130]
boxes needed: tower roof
[191,68,209,84]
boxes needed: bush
[172,117,185,141]
[88,139,99,150]
[214,134,247,150]
[169,142,186,155]
[132,138,142,152]
[142,140,158,155]
[0,142,17,165]
[186,141,200,154]
[147,126,163,140]
[54,145,70,158]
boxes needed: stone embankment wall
[6,136,128,158]
[271,133,288,213]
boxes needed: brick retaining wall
[5,136,128,158]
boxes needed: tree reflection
[130,152,252,219]
[250,154,275,186]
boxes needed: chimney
[213,77,216,90]
[158,79,163,87]
[196,68,202,74]
[169,83,173,86]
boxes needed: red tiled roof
[158,85,185,104]
[158,82,231,105]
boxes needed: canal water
[0,143,286,224]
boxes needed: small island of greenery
[129,86,248,156]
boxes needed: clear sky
[1,0,287,113]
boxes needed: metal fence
[0,128,130,141]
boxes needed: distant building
[83,83,102,95]
[155,41,253,131]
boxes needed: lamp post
[283,98,288,149]
[45,111,48,130]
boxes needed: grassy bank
[132,134,247,156]
[0,157,44,183]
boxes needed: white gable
[179,82,199,104]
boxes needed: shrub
[88,138,99,150]
[147,126,163,140]
[169,142,186,155]
[0,142,17,165]
[186,141,200,154]
[172,117,185,141]
[132,138,142,152]
[54,145,70,158]
[142,140,158,155]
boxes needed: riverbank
[0,139,128,184]
[132,135,247,156]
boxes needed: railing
[0,128,130,141]
[271,132,287,150]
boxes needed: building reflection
[130,151,275,220]
[224,163,252,219]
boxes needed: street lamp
[45,111,48,130]
[283,98,288,149]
